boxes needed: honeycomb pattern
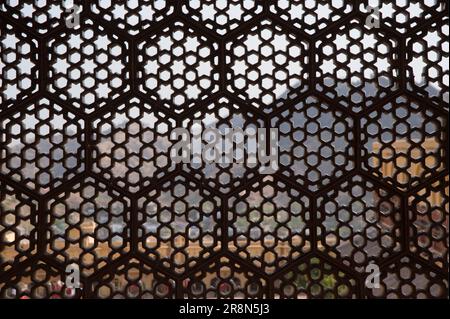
[316,17,400,113]
[0,22,38,111]
[137,20,220,114]
[182,0,263,36]
[47,18,130,114]
[408,176,448,271]
[90,0,174,36]
[0,98,85,194]
[92,97,177,193]
[228,176,311,274]
[406,16,449,109]
[0,260,81,299]
[226,19,309,113]
[273,256,357,299]
[45,176,131,278]
[361,95,446,190]
[137,175,221,274]
[272,95,355,192]
[0,0,83,35]
[0,181,38,273]
[359,0,448,34]
[366,256,449,298]
[270,0,353,35]
[181,96,265,193]
[317,175,402,272]
[0,0,448,299]
[92,258,175,299]
[182,256,266,299]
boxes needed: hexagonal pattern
[228,176,311,274]
[92,258,175,299]
[270,0,353,35]
[90,0,174,36]
[0,0,82,35]
[137,20,220,114]
[181,96,265,193]
[316,17,399,113]
[0,181,38,273]
[406,16,449,109]
[359,0,447,34]
[361,95,446,190]
[273,256,357,299]
[137,175,221,274]
[182,0,263,36]
[45,176,131,278]
[367,256,448,298]
[47,18,130,114]
[0,98,85,194]
[0,260,80,299]
[0,21,38,111]
[92,97,177,193]
[272,95,355,192]
[408,176,448,270]
[182,256,267,298]
[317,175,402,272]
[226,19,309,113]
[0,0,448,299]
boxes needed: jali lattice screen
[0,0,448,299]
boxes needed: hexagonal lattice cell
[47,18,130,114]
[90,0,174,36]
[361,95,446,190]
[137,175,222,274]
[317,175,402,272]
[226,19,309,113]
[270,0,353,35]
[92,258,175,299]
[359,0,447,34]
[0,98,85,194]
[0,22,38,111]
[271,95,355,192]
[367,256,448,298]
[408,176,448,271]
[407,16,449,109]
[0,182,38,274]
[228,176,311,274]
[0,261,80,299]
[182,0,263,36]
[92,97,177,193]
[273,256,357,299]
[182,256,266,298]
[45,177,131,278]
[0,0,83,35]
[180,96,265,193]
[316,17,399,113]
[137,20,220,114]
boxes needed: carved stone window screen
[0,0,448,299]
